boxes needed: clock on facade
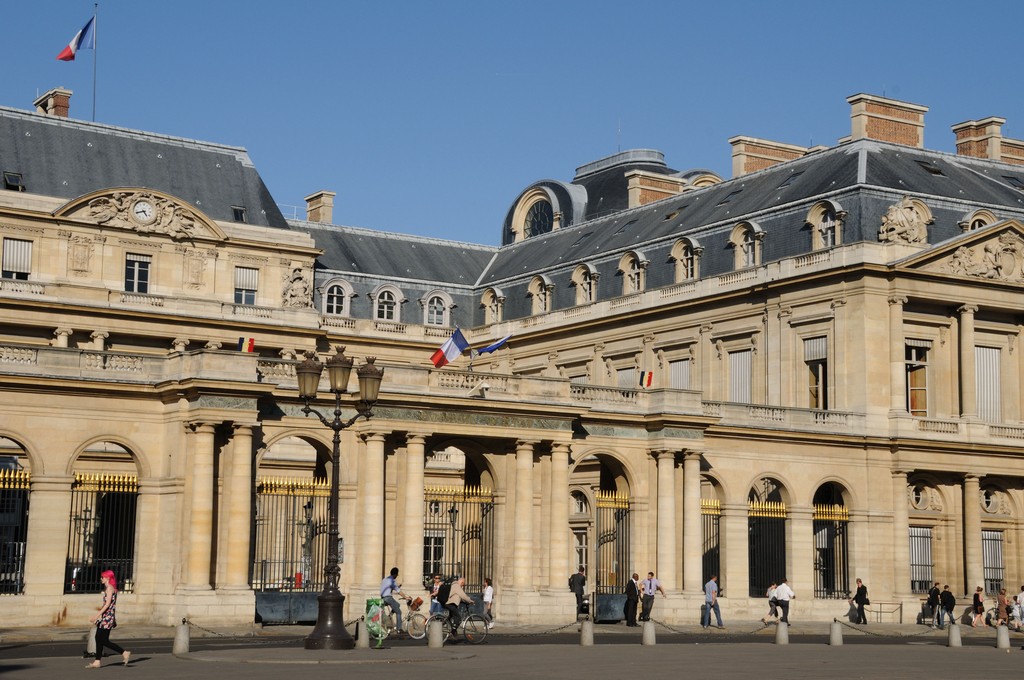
[132,199,156,225]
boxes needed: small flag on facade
[237,337,255,352]
[639,371,653,388]
[56,16,96,61]
[476,334,511,355]
[430,329,469,368]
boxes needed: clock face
[132,200,155,224]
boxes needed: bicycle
[425,602,488,644]
[365,596,428,644]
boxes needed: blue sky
[5,1,1024,245]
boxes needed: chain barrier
[652,617,765,636]
[496,619,583,638]
[833,617,940,639]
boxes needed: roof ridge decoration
[879,196,933,244]
[56,188,227,242]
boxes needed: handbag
[864,598,870,605]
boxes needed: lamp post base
[304,589,354,650]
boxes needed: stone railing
[570,383,639,404]
[116,292,165,307]
[702,401,864,434]
[82,351,147,373]
[228,303,274,319]
[0,279,44,295]
[320,315,356,330]
[257,360,296,384]
[989,424,1024,440]
[0,346,37,365]
[917,418,960,434]
[374,321,407,335]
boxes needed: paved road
[3,622,1024,679]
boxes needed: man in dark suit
[624,573,640,626]
[569,566,586,617]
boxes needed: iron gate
[748,500,786,597]
[0,469,29,594]
[423,485,494,593]
[65,473,138,594]
[252,476,330,624]
[813,503,850,598]
[701,498,721,590]
[595,490,630,620]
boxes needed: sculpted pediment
[899,219,1024,284]
[55,189,226,241]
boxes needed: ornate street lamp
[296,346,384,650]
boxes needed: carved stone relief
[946,232,1024,282]
[908,483,943,512]
[879,196,932,244]
[80,191,203,241]
[981,487,1010,515]
[282,267,312,308]
[181,249,207,289]
[68,235,94,276]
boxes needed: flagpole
[91,3,98,122]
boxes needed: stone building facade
[3,88,1024,628]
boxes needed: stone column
[90,331,108,351]
[891,469,910,596]
[889,297,907,414]
[963,474,983,592]
[959,305,978,418]
[222,424,253,588]
[655,450,677,590]
[548,443,571,590]
[359,432,387,586]
[53,327,72,348]
[682,450,703,592]
[720,502,748,598]
[22,475,74,595]
[403,433,427,588]
[186,422,216,589]
[513,440,536,589]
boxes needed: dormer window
[3,172,24,192]
[232,206,247,223]
[729,222,763,269]
[525,200,553,238]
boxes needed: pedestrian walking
[774,577,795,624]
[568,566,586,617]
[971,586,985,627]
[701,575,723,629]
[87,570,130,668]
[639,572,665,622]
[482,577,495,629]
[850,578,868,625]
[997,588,1009,626]
[938,584,956,629]
[761,582,779,625]
[926,581,940,627]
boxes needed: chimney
[625,170,687,207]
[304,190,336,223]
[952,117,1024,166]
[847,93,927,148]
[728,136,814,177]
[33,87,73,118]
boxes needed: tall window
[906,342,930,417]
[976,346,1001,423]
[680,245,696,279]
[376,290,397,321]
[423,530,445,579]
[324,284,346,315]
[573,266,597,305]
[1,238,32,280]
[729,349,752,403]
[124,253,151,294]
[740,230,756,267]
[669,358,691,390]
[529,277,551,315]
[804,337,828,409]
[819,209,837,248]
[426,295,446,326]
[983,530,1005,594]
[234,266,258,305]
[616,367,637,388]
[908,526,933,593]
[573,529,588,573]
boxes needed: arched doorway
[748,477,787,597]
[812,482,850,599]
[0,436,30,595]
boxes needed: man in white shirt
[773,577,795,624]
[639,572,666,622]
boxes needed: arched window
[671,238,702,282]
[427,296,445,325]
[376,291,396,320]
[525,200,554,238]
[819,208,837,248]
[528,276,553,315]
[960,209,997,232]
[618,252,647,295]
[325,284,346,315]
[806,202,845,250]
[481,288,505,324]
[422,290,453,326]
[730,223,763,269]
[571,265,599,305]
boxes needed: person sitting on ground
[445,576,474,636]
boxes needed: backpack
[436,577,453,605]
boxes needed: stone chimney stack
[951,117,1024,165]
[846,93,928,148]
[33,87,73,118]
[728,136,818,178]
[304,190,336,224]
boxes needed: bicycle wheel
[462,614,488,644]
[425,614,451,642]
[407,612,427,639]
[365,603,393,642]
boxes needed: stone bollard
[775,621,789,645]
[428,618,445,648]
[355,619,370,649]
[580,619,594,646]
[172,619,190,655]
[946,623,962,648]
[86,626,97,656]
[641,620,656,646]
[996,624,1010,649]
[829,620,843,646]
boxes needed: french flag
[430,329,469,368]
[237,337,255,353]
[639,371,653,388]
[57,17,95,62]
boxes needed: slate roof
[0,106,287,228]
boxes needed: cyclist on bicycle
[444,576,474,636]
[381,567,409,634]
